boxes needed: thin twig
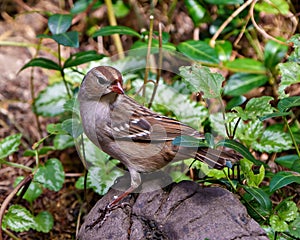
[0,41,58,57]
[233,10,251,48]
[210,0,253,48]
[29,29,49,139]
[57,44,71,98]
[232,117,242,139]
[148,22,163,109]
[0,159,33,172]
[104,0,125,58]
[0,175,33,240]
[142,15,154,100]
[249,0,289,46]
[218,96,230,138]
[284,117,300,158]
[2,229,19,240]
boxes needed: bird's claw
[85,201,132,230]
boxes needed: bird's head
[78,66,124,101]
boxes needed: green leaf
[289,217,300,238]
[252,127,293,153]
[170,171,193,183]
[34,211,54,233]
[233,96,274,120]
[184,0,208,25]
[275,155,300,172]
[278,62,300,98]
[216,139,262,166]
[141,31,171,43]
[215,40,232,61]
[93,26,141,38]
[14,177,42,204]
[259,111,291,121]
[23,146,55,157]
[64,50,105,68]
[34,82,70,117]
[269,172,300,192]
[34,158,65,191]
[235,119,264,147]
[277,201,298,222]
[131,79,208,129]
[288,34,300,48]
[78,136,110,166]
[71,0,101,14]
[51,31,79,48]
[113,0,130,18]
[63,97,80,115]
[278,96,300,112]
[53,134,74,150]
[255,0,290,15]
[46,123,68,135]
[264,39,288,70]
[61,118,83,138]
[2,205,35,232]
[205,133,215,148]
[76,162,123,195]
[48,14,73,34]
[288,47,300,63]
[0,133,22,159]
[240,158,265,187]
[226,95,246,110]
[243,186,272,212]
[179,64,223,98]
[224,58,266,74]
[20,58,61,71]
[177,40,220,64]
[130,40,176,54]
[172,135,208,148]
[261,225,275,240]
[151,39,176,50]
[269,215,288,232]
[204,0,243,4]
[224,73,268,96]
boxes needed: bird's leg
[86,170,141,230]
[107,169,141,209]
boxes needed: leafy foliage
[2,1,300,239]
[179,64,223,98]
[2,205,53,233]
[0,134,22,159]
[34,158,65,191]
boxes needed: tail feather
[195,148,242,170]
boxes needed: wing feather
[110,95,203,142]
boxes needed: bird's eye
[97,76,107,85]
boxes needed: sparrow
[78,66,241,206]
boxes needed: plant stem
[2,229,20,240]
[210,0,253,47]
[223,169,236,192]
[104,0,124,58]
[148,22,163,109]
[284,117,300,158]
[0,41,58,56]
[167,0,177,25]
[30,30,49,139]
[143,15,154,100]
[249,0,289,46]
[0,159,33,172]
[218,96,230,138]
[57,44,71,98]
[0,174,33,240]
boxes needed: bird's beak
[110,81,124,94]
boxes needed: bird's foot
[85,201,131,230]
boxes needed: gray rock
[78,174,268,240]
